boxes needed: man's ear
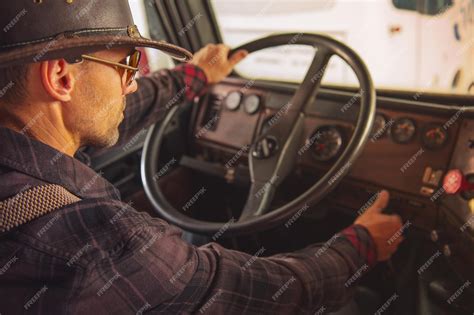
[39,59,76,102]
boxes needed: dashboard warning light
[443,169,474,195]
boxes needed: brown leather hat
[0,0,193,68]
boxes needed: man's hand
[190,44,248,84]
[354,190,404,261]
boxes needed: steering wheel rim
[141,33,376,236]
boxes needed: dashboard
[192,78,474,238]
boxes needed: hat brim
[0,35,193,68]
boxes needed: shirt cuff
[340,224,377,268]
[173,64,208,102]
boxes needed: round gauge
[370,113,387,138]
[243,94,261,115]
[224,91,242,111]
[312,126,343,161]
[390,117,416,144]
[421,123,448,150]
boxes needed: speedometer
[224,91,242,111]
[421,123,448,150]
[312,126,343,161]
[370,113,387,138]
[243,94,261,115]
[390,118,416,144]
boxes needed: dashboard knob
[430,230,440,242]
[442,169,474,195]
[252,136,278,159]
[442,244,451,257]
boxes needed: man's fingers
[390,214,403,227]
[217,43,229,50]
[216,44,230,57]
[206,44,217,51]
[229,49,249,67]
[367,190,390,213]
[388,233,404,249]
[386,215,404,244]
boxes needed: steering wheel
[141,33,376,236]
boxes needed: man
[0,1,403,314]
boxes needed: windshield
[212,0,473,95]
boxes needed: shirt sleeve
[117,64,207,146]
[76,206,377,315]
[187,224,377,314]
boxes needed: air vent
[202,94,223,131]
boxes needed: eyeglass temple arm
[78,54,139,71]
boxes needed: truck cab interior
[89,1,474,314]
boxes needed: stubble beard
[86,98,126,149]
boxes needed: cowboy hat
[0,0,193,68]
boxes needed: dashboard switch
[430,230,440,242]
[442,169,474,195]
[442,245,451,257]
[420,186,435,196]
[422,167,443,186]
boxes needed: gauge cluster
[222,91,449,153]
[223,91,262,115]
[368,115,448,149]
[388,117,449,150]
[303,114,450,163]
[204,89,453,170]
[195,82,465,206]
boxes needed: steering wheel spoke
[238,180,277,221]
[294,47,333,112]
[243,47,333,218]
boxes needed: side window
[392,0,453,15]
[424,0,453,15]
[129,0,174,72]
[392,0,417,11]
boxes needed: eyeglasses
[79,50,141,87]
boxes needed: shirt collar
[0,126,120,200]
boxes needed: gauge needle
[427,130,437,138]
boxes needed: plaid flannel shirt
[0,64,376,314]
